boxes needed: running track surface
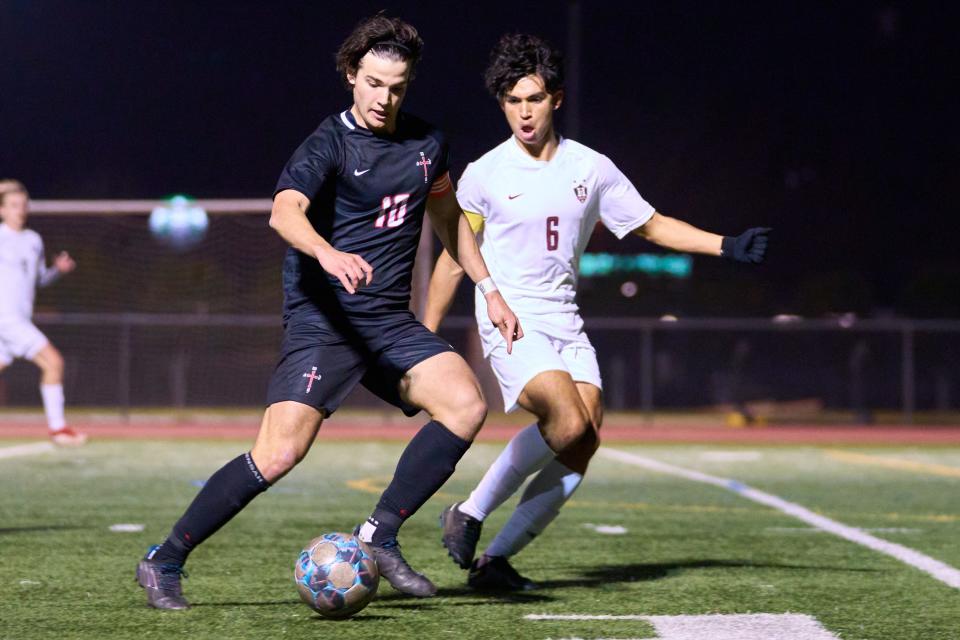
[2,419,960,444]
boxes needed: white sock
[40,383,66,432]
[357,521,376,544]
[484,459,583,558]
[459,423,555,521]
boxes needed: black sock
[364,421,471,546]
[150,452,270,565]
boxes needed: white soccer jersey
[0,223,59,320]
[457,137,654,352]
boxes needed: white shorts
[487,326,602,413]
[0,319,49,367]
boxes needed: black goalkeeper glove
[721,227,770,264]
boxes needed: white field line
[528,615,651,621]
[527,613,841,640]
[583,523,629,535]
[700,451,762,462]
[598,447,960,590]
[0,442,55,459]
[644,613,840,640]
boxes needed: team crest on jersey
[416,151,432,183]
[573,181,588,203]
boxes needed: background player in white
[0,179,85,446]
[425,34,769,589]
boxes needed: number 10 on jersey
[375,193,410,228]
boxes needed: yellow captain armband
[463,210,485,233]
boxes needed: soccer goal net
[5,198,449,414]
[3,199,279,411]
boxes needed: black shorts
[265,308,455,416]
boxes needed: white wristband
[476,276,498,296]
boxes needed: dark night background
[2,0,958,318]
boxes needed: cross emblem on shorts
[302,366,321,393]
[417,151,431,183]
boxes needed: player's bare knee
[256,445,304,483]
[586,410,603,456]
[456,393,488,436]
[555,423,599,474]
[546,411,591,454]
[42,350,65,378]
[592,406,604,431]
[252,435,310,482]
[581,424,601,457]
[435,387,487,439]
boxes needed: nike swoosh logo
[508,193,523,199]
[354,168,371,176]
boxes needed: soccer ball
[294,532,379,618]
[148,194,209,250]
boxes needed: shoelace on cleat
[374,541,421,574]
[156,564,188,593]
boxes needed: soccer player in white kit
[425,35,769,590]
[0,180,85,446]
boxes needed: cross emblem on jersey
[302,366,322,393]
[416,151,432,183]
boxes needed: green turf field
[1,439,958,639]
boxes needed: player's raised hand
[314,245,374,294]
[485,292,523,354]
[53,251,76,274]
[721,227,771,264]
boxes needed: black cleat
[439,502,482,569]
[467,555,537,591]
[367,541,437,598]
[136,546,190,610]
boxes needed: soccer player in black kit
[136,14,522,609]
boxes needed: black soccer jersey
[274,109,452,317]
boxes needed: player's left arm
[634,212,770,264]
[426,188,523,352]
[37,239,75,287]
[423,249,464,332]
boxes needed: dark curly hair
[484,33,564,100]
[335,13,424,88]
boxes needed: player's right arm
[270,189,373,294]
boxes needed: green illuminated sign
[579,253,692,278]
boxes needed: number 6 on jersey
[546,216,559,251]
